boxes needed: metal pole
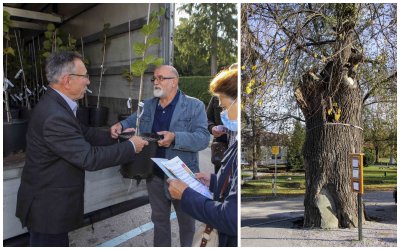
[358,193,363,241]
[4,39,12,122]
[274,156,277,196]
[14,29,31,110]
[32,37,39,104]
[271,175,274,196]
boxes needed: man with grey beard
[110,65,209,247]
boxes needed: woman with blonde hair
[168,66,238,247]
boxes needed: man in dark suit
[15,51,148,247]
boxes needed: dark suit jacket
[15,87,136,234]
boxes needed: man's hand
[110,122,122,139]
[167,179,188,200]
[195,172,212,187]
[157,131,175,147]
[123,128,136,133]
[211,125,226,138]
[111,122,136,139]
[129,136,148,153]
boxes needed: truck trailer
[3,3,174,246]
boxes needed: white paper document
[151,157,213,199]
[353,182,359,191]
[352,169,359,179]
[151,158,176,179]
[352,158,359,167]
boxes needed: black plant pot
[118,113,131,122]
[20,107,33,121]
[77,107,90,126]
[119,132,158,180]
[3,119,28,157]
[89,106,109,127]
[3,107,20,120]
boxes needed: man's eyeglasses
[150,76,176,82]
[69,73,90,80]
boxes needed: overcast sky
[174,3,189,27]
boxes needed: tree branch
[266,4,325,61]
[363,99,396,107]
[301,40,337,47]
[363,72,397,103]
[258,113,306,123]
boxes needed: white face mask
[220,99,237,132]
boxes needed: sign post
[271,146,279,197]
[350,153,364,241]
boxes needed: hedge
[179,76,213,106]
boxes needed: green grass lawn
[376,157,396,164]
[241,165,397,197]
[363,165,397,190]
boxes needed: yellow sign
[271,146,279,155]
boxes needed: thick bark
[251,111,258,180]
[301,86,363,228]
[374,145,379,164]
[252,144,258,180]
[295,4,364,229]
[210,4,218,76]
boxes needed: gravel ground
[241,191,397,247]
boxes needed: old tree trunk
[295,5,364,229]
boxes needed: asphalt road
[241,195,304,228]
[241,191,397,247]
[69,145,213,247]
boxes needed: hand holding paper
[152,157,213,199]
[167,179,188,200]
[195,172,211,187]
[151,158,175,179]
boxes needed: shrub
[179,76,213,106]
[280,182,304,189]
[363,148,375,167]
[287,121,305,171]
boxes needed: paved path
[241,191,397,247]
[69,146,213,247]
[241,195,304,227]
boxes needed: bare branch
[363,72,397,103]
